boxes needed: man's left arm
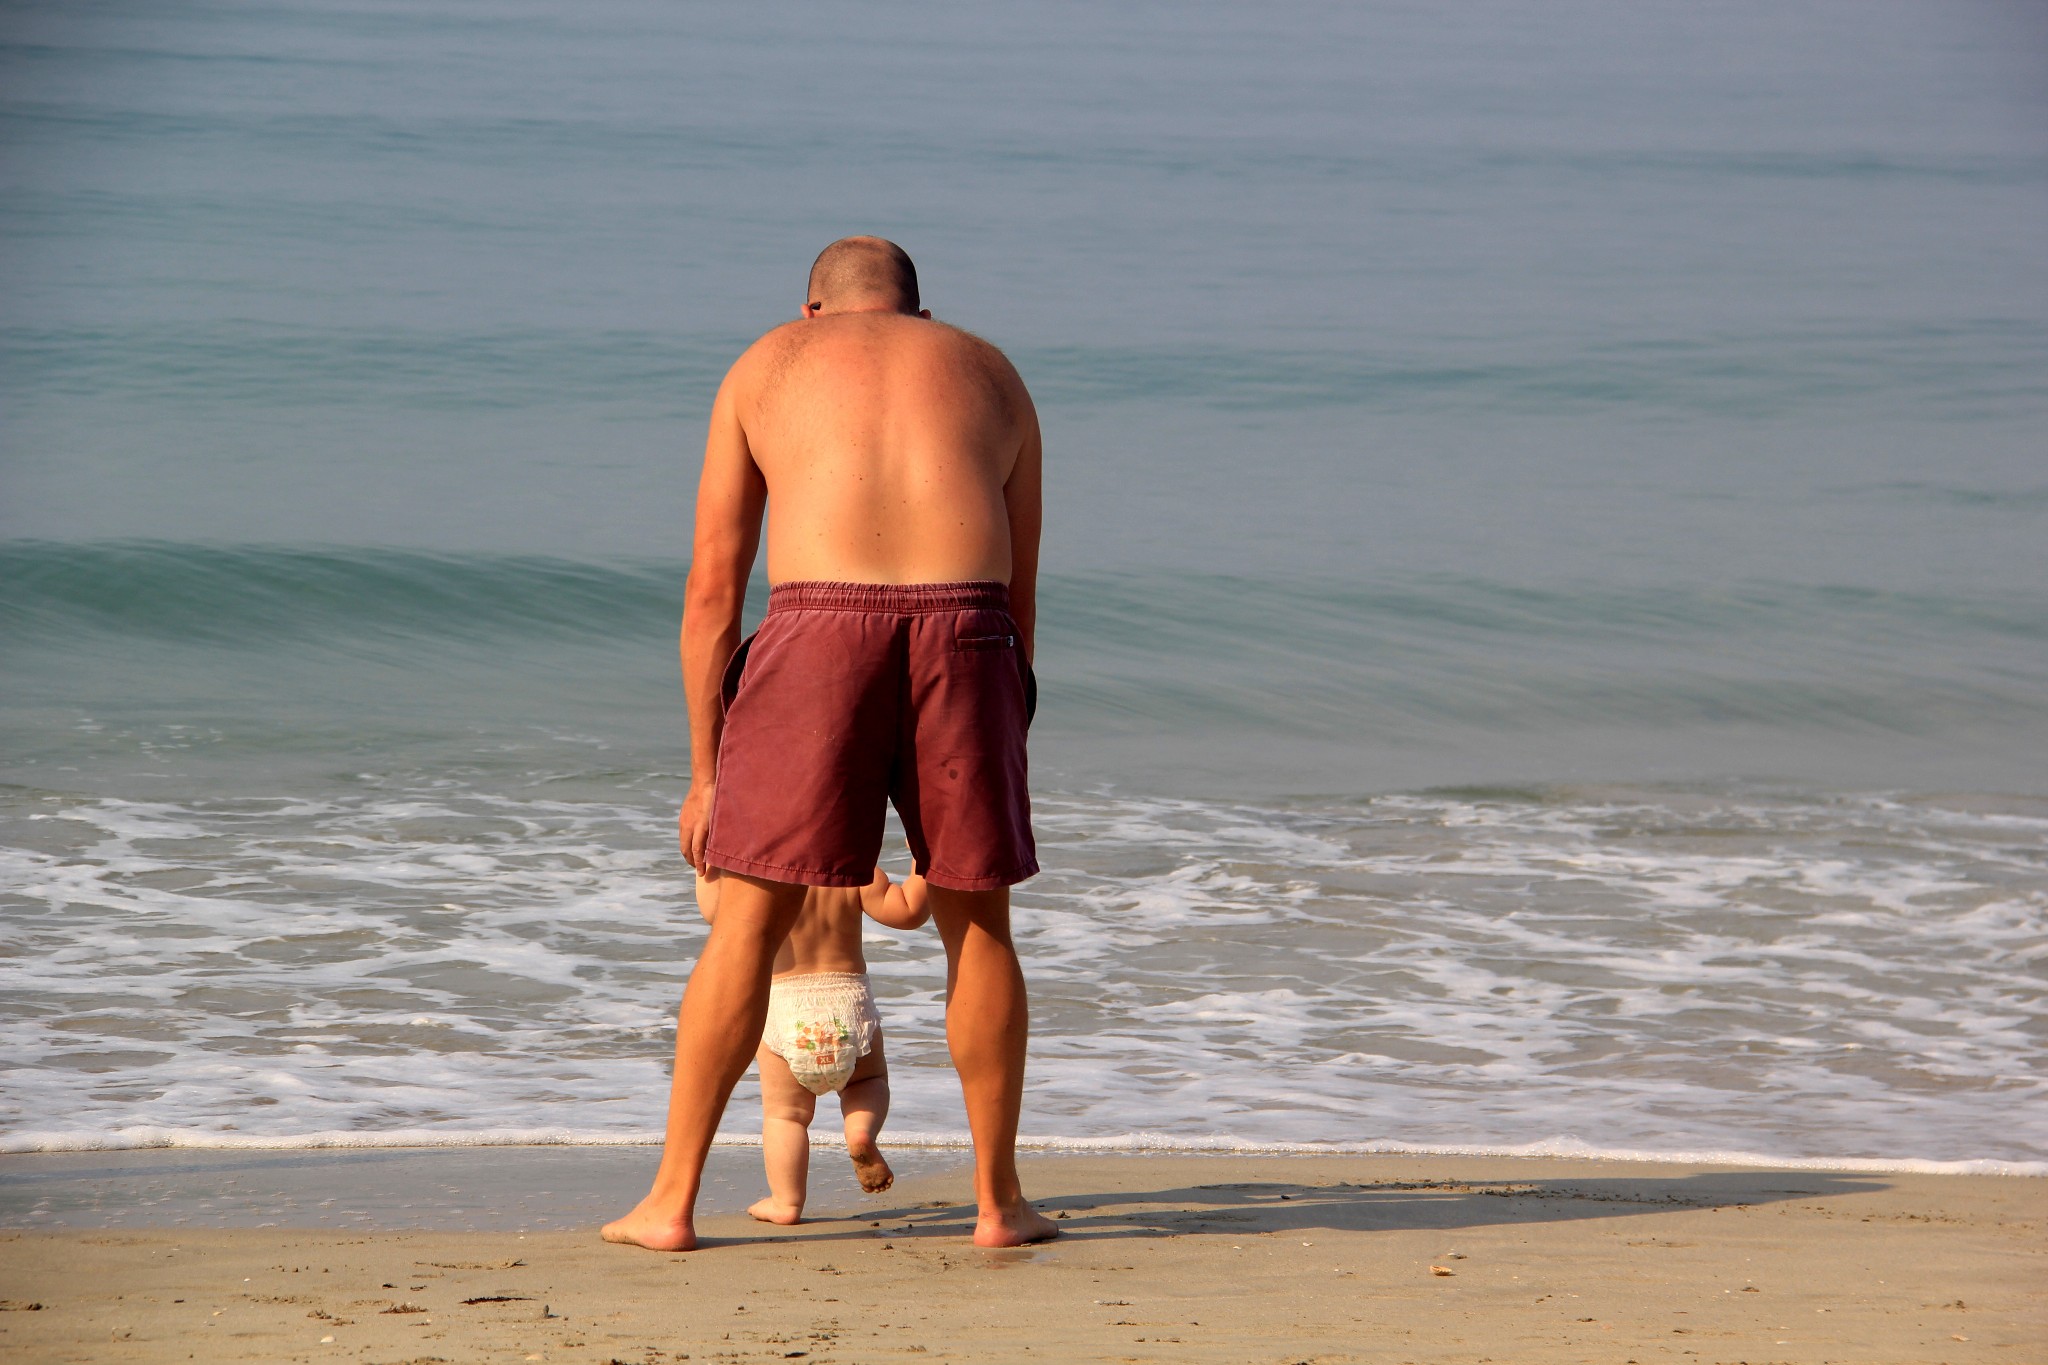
[1003,385,1043,663]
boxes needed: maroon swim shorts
[703,580,1038,891]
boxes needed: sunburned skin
[740,312,1030,588]
[681,291,1042,677]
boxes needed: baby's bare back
[736,312,1028,586]
[772,885,870,978]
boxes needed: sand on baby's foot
[848,1139,895,1193]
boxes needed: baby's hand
[861,866,933,931]
[693,872,721,923]
[859,866,891,916]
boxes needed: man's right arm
[677,358,767,872]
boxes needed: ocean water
[3,3,2046,1172]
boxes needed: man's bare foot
[747,1197,804,1225]
[600,1197,696,1252]
[847,1137,895,1193]
[973,1200,1059,1248]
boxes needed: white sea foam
[4,783,2045,1168]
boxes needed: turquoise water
[3,2,2045,1165]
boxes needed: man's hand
[678,782,716,873]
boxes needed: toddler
[695,866,930,1224]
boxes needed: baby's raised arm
[693,872,721,923]
[859,867,931,931]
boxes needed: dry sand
[2,1152,2042,1363]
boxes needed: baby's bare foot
[747,1197,804,1225]
[847,1137,894,1193]
[601,1196,696,1252]
[974,1200,1059,1248]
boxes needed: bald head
[806,236,921,315]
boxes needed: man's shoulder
[725,315,1029,403]
[733,319,811,369]
[721,320,813,401]
[923,316,1008,358]
[924,320,1028,393]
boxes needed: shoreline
[8,1132,2042,1178]
[2,1151,2041,1362]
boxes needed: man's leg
[928,885,1058,1247]
[602,872,807,1251]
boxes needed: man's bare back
[725,311,1035,588]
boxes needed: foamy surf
[5,784,2045,1169]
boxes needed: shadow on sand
[745,1170,1887,1248]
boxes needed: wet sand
[1,1151,2041,1363]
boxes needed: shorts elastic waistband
[767,580,1010,615]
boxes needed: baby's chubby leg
[839,1034,893,1193]
[751,1044,817,1225]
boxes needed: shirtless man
[603,237,1057,1252]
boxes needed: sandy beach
[2,1151,2041,1363]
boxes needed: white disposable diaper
[763,971,880,1095]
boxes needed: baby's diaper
[763,971,880,1095]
